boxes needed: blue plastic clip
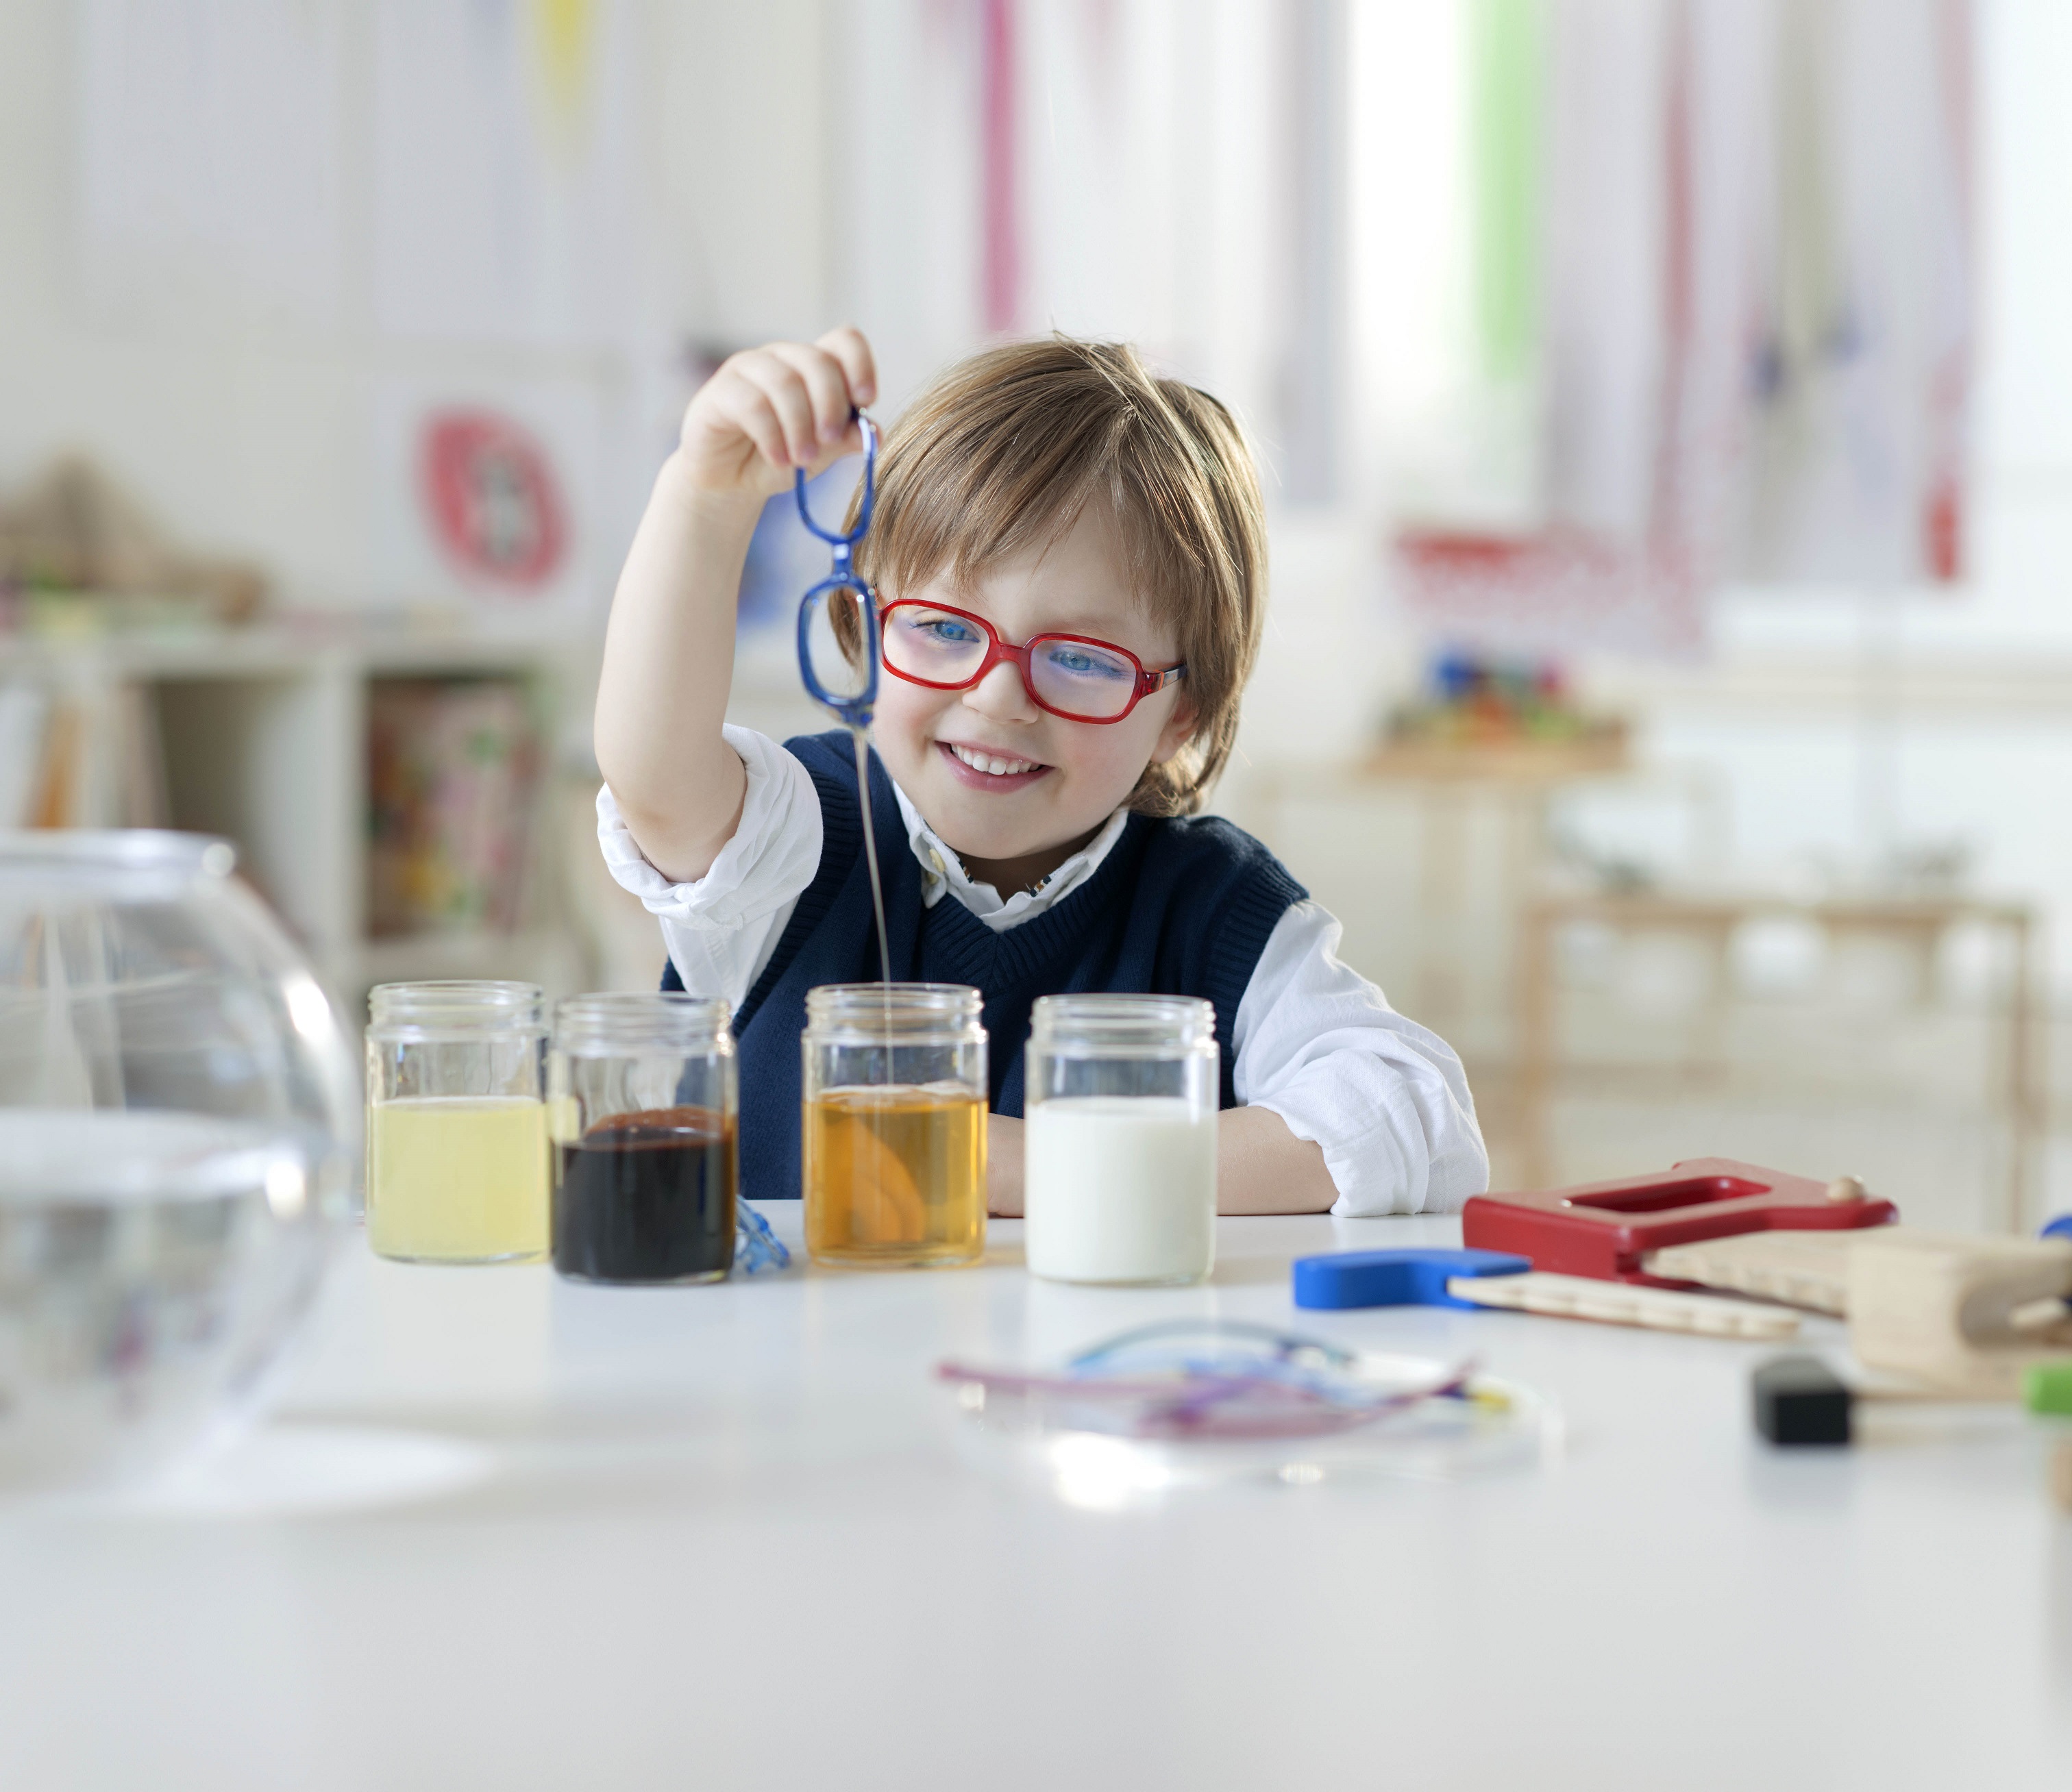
[735,1200,791,1275]
[1292,1247,1531,1311]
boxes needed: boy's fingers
[767,342,856,446]
[816,325,878,409]
[793,416,866,483]
[809,417,866,480]
[733,355,821,468]
[711,380,792,475]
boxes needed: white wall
[0,0,833,612]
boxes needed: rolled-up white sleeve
[595,725,824,1009]
[1232,901,1488,1217]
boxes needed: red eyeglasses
[878,599,1186,724]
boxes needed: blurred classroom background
[3,0,2067,1230]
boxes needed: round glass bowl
[0,831,360,1495]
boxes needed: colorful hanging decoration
[1381,0,1974,656]
[980,0,1020,335]
[419,408,568,590]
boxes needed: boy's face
[870,503,1196,880]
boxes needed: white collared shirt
[597,725,1488,1215]
[894,782,1132,924]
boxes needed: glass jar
[802,983,986,1269]
[0,831,359,1493]
[1024,994,1219,1286]
[549,993,737,1285]
[365,981,548,1264]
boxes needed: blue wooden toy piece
[1292,1247,1532,1311]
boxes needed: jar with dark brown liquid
[548,994,737,1284]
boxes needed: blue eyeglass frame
[794,412,880,730]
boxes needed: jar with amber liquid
[801,984,986,1268]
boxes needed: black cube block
[1752,1355,1854,1446]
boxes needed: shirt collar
[887,777,1131,928]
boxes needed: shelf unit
[0,621,596,1018]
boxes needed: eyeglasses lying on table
[880,599,1187,723]
[937,1319,1492,1442]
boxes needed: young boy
[594,327,1485,1217]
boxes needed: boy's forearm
[1215,1104,1337,1213]
[593,455,764,884]
[985,1104,1337,1219]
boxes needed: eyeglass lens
[883,606,1142,720]
[801,584,875,704]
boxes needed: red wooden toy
[1461,1158,1898,1287]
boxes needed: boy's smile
[870,503,1195,894]
[936,741,1051,789]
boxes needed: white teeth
[950,743,1038,777]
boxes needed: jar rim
[1029,993,1216,1049]
[369,980,545,1030]
[806,982,981,1015]
[554,991,732,1053]
[804,981,983,1039]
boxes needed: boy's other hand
[985,1112,1024,1217]
[676,326,878,501]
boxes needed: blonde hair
[851,336,1266,817]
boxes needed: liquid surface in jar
[367,1096,548,1263]
[802,1083,985,1267]
[1024,1096,1216,1285]
[554,1105,737,1284]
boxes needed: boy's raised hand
[597,323,876,887]
[678,326,878,499]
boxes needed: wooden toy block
[1663,1230,2072,1399]
[1846,1232,2072,1398]
[1752,1356,1853,1445]
[2054,1442,2072,1516]
[1643,1230,1860,1315]
[1444,1271,1800,1341]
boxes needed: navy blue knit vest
[662,730,1306,1202]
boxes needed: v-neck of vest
[828,734,1156,992]
[913,810,1151,988]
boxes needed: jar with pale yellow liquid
[801,983,986,1269]
[365,981,549,1264]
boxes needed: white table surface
[2,1209,2068,1792]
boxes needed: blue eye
[1042,644,1130,681]
[912,616,981,646]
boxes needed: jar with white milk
[1022,995,1218,1286]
